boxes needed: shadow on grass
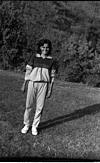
[39,104,100,130]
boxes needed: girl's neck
[41,53,46,58]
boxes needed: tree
[0,1,27,69]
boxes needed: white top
[25,53,56,82]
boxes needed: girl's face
[40,43,49,55]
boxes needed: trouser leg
[32,82,47,129]
[24,81,36,126]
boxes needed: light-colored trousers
[23,81,48,129]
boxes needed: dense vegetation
[1,1,100,86]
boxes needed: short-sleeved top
[25,53,56,82]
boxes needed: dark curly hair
[37,39,52,55]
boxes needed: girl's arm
[21,55,34,93]
[47,60,58,98]
[21,65,32,93]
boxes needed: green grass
[0,70,100,161]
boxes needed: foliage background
[1,1,100,86]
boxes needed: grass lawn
[0,70,100,161]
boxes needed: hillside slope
[1,1,100,85]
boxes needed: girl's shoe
[32,127,38,135]
[21,125,30,134]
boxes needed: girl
[21,39,56,135]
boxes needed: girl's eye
[43,47,49,48]
[43,47,49,50]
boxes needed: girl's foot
[32,127,38,135]
[21,125,30,134]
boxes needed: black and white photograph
[0,0,100,162]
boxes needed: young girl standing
[21,39,56,135]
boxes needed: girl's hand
[21,80,29,93]
[46,90,52,98]
[21,82,26,93]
